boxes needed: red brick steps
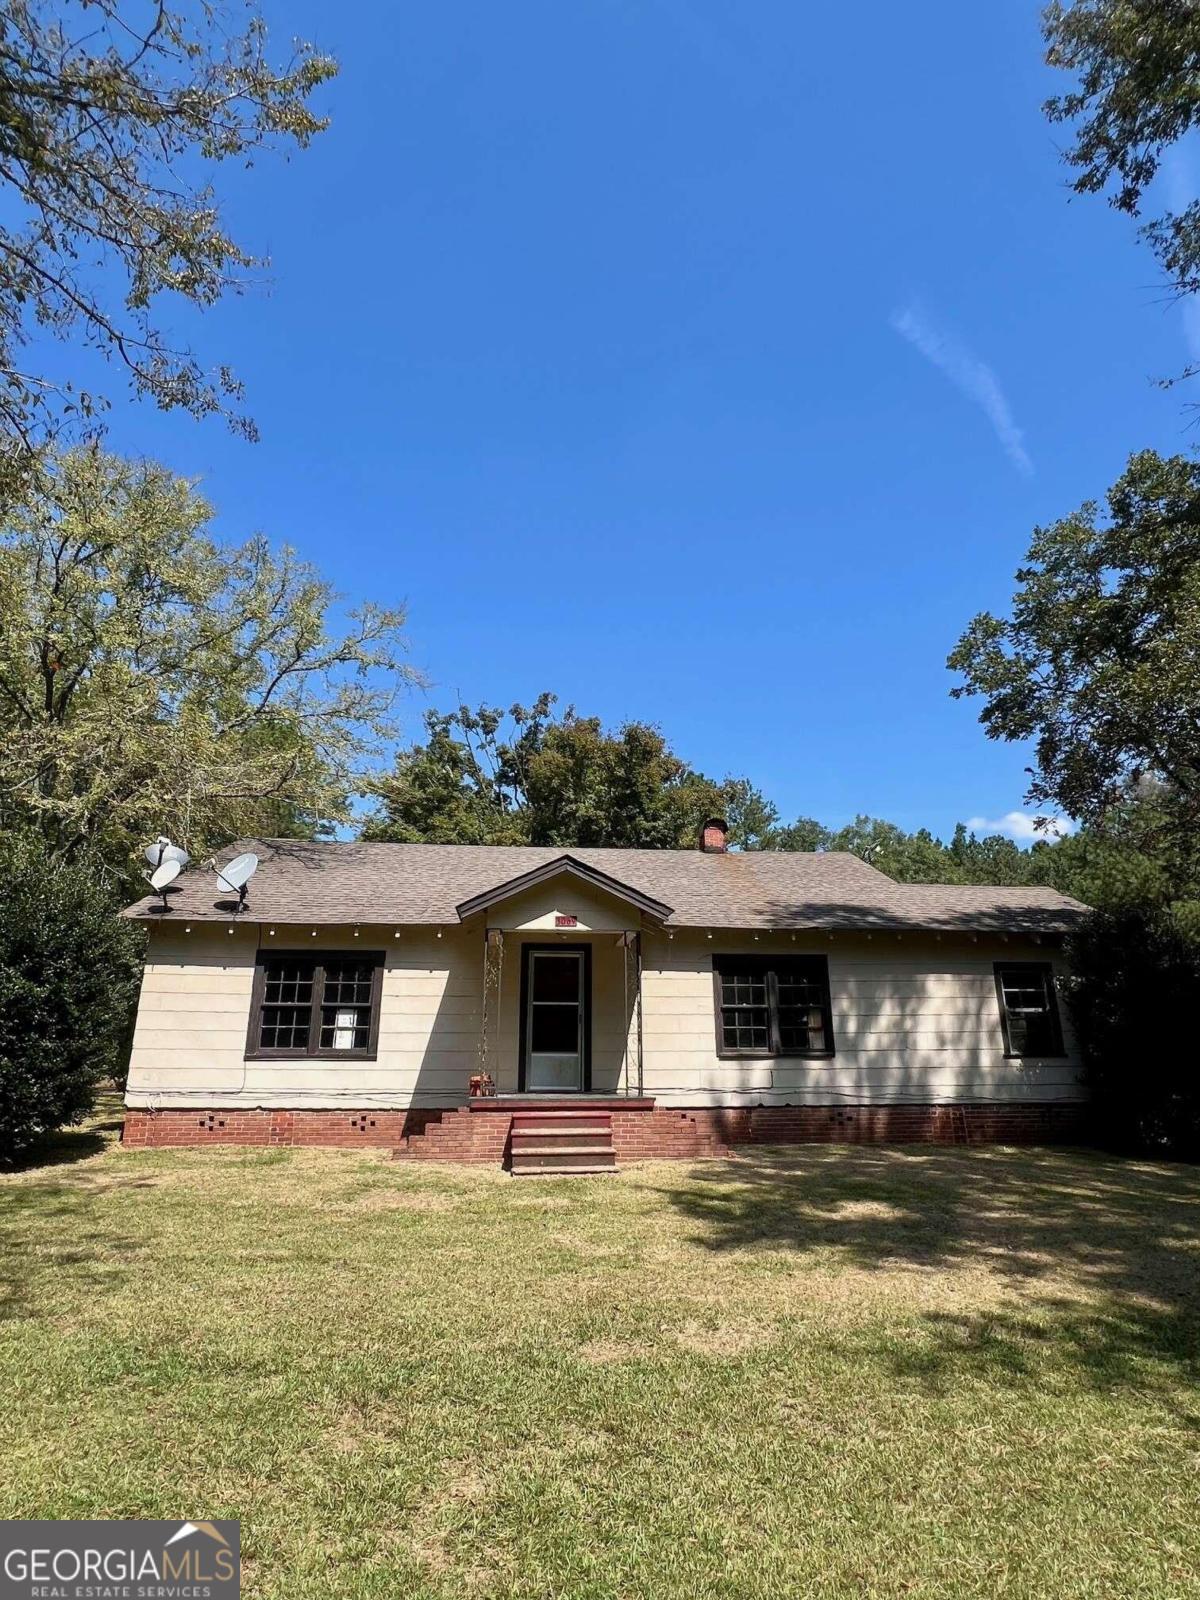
[509,1110,615,1176]
[389,1098,727,1166]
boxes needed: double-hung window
[713,954,835,1058]
[247,951,384,1059]
[994,962,1065,1058]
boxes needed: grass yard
[2,1105,1200,1599]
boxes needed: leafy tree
[948,450,1200,858]
[1043,0,1200,391]
[524,717,762,850]
[768,815,830,854]
[1044,1,1200,322]
[951,448,1200,1150]
[766,811,1080,889]
[364,696,776,850]
[816,816,958,883]
[0,1,336,484]
[0,829,141,1160]
[706,776,780,852]
[1066,905,1200,1158]
[1038,788,1200,922]
[360,696,549,846]
[947,823,1044,887]
[366,699,1092,892]
[0,447,412,879]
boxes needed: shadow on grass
[655,1145,1200,1394]
[4,1090,126,1175]
[0,1206,142,1322]
[869,1297,1200,1419]
[0,1091,141,1322]
[5,1124,116,1173]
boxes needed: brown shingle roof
[122,839,1089,935]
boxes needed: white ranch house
[121,821,1088,1172]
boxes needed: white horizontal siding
[636,931,1084,1107]
[126,925,485,1110]
[125,924,1085,1111]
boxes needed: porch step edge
[511,1143,615,1157]
[511,1138,613,1151]
[510,1166,617,1178]
[511,1117,612,1130]
[512,1113,614,1126]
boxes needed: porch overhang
[454,853,673,925]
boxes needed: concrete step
[511,1141,614,1157]
[512,1144,613,1159]
[511,1166,617,1178]
[510,1110,612,1126]
[510,1147,617,1173]
[512,1122,611,1138]
[511,1127,613,1147]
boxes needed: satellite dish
[144,837,190,869]
[149,857,181,910]
[216,851,258,910]
[150,858,181,891]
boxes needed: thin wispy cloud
[891,303,1033,476]
[965,810,1074,843]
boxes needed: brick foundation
[121,1109,431,1149]
[123,1101,1089,1154]
[634,1102,1091,1153]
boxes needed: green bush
[0,834,142,1160]
[1067,909,1200,1160]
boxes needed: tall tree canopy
[362,696,1094,895]
[0,448,411,879]
[769,813,1078,890]
[949,449,1200,833]
[1044,2,1200,323]
[949,449,1200,935]
[0,1,336,484]
[363,696,779,851]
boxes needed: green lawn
[3,1105,1199,1599]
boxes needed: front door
[523,948,588,1092]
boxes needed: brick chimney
[699,816,729,854]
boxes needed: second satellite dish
[217,852,258,909]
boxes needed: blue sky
[83,0,1200,840]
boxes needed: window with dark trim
[713,954,834,1058]
[994,962,1065,1058]
[247,951,384,1059]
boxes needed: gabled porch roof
[454,853,673,924]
